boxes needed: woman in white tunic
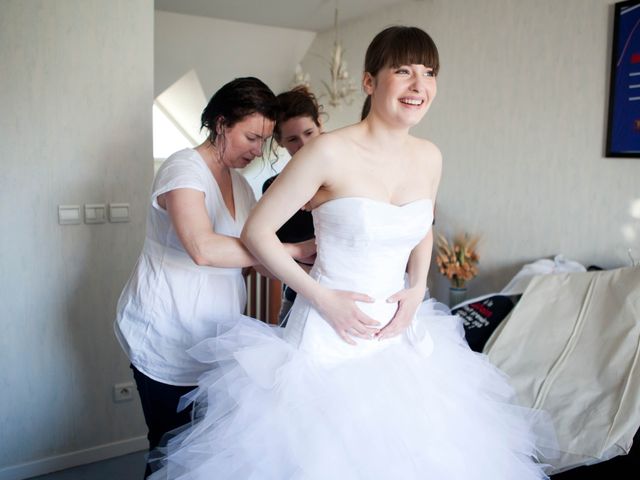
[114,77,314,478]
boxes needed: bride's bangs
[387,29,439,75]
[365,26,440,76]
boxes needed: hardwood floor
[28,451,146,480]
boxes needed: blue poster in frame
[607,0,640,157]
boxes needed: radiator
[245,270,282,325]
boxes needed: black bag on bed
[452,295,515,352]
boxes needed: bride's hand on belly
[313,288,381,345]
[375,286,425,341]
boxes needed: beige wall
[0,0,153,477]
[301,0,640,301]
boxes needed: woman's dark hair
[361,26,439,119]
[201,77,278,145]
[273,86,323,143]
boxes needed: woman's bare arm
[162,188,313,268]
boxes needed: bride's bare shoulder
[411,137,442,170]
[410,136,441,160]
[311,125,358,150]
[294,125,358,166]
[408,136,442,191]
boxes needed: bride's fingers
[346,327,372,340]
[349,322,376,336]
[376,322,402,340]
[347,292,380,327]
[386,289,407,303]
[339,321,377,342]
[349,292,375,303]
[355,310,380,327]
[338,331,357,345]
[376,307,412,340]
[323,289,382,343]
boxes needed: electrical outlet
[113,382,135,402]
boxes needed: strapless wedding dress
[149,197,553,480]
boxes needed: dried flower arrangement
[436,233,480,288]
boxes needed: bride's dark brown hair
[361,26,439,119]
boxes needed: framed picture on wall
[607,0,640,157]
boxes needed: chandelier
[293,8,358,108]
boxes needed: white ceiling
[154,0,414,32]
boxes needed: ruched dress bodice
[311,196,433,297]
[284,197,434,362]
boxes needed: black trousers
[131,365,196,478]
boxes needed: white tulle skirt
[148,300,555,480]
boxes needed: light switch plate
[85,204,106,224]
[109,203,130,223]
[58,205,81,225]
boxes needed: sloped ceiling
[155,0,416,32]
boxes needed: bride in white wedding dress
[149,26,554,479]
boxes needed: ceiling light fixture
[292,7,358,108]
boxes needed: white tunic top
[115,148,256,386]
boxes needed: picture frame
[606,0,640,157]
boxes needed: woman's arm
[242,137,332,298]
[163,188,313,268]
[247,244,315,279]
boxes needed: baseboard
[0,436,147,480]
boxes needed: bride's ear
[362,72,375,96]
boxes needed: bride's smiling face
[364,63,436,127]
